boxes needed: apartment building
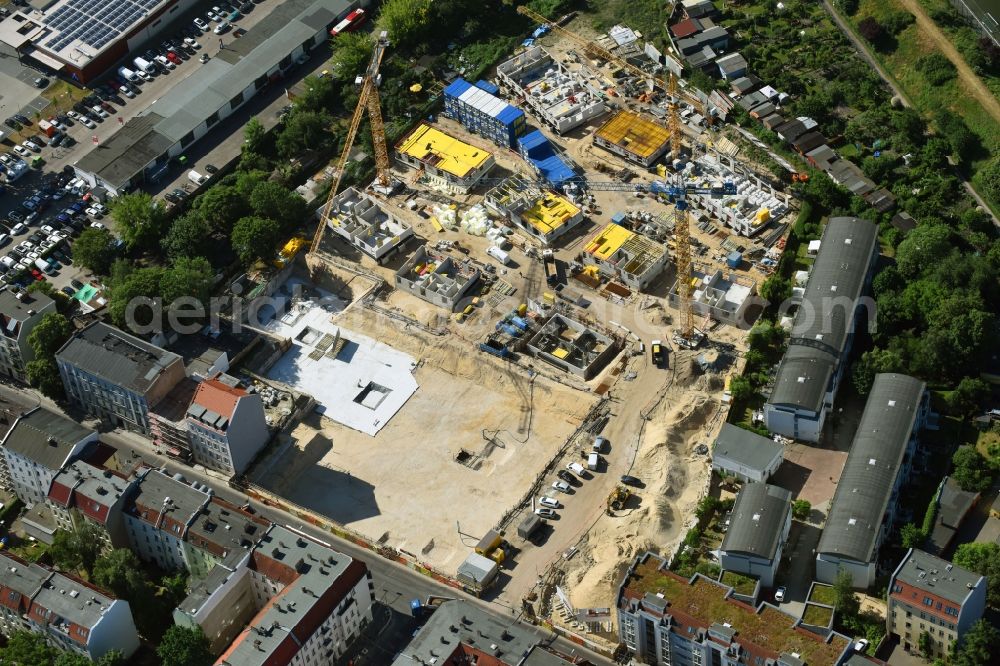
[186,374,270,475]
[182,497,271,581]
[764,217,879,442]
[321,187,414,263]
[617,552,853,666]
[718,482,792,588]
[200,525,374,665]
[56,322,185,433]
[123,469,212,571]
[0,289,55,382]
[0,408,97,507]
[47,460,142,551]
[887,549,986,660]
[711,423,784,483]
[816,374,930,588]
[0,552,140,660]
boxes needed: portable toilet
[726,251,742,269]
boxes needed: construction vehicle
[650,339,666,367]
[543,249,558,286]
[607,485,631,512]
[308,30,395,271]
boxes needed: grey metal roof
[178,549,249,618]
[457,552,497,584]
[129,469,211,527]
[392,600,569,666]
[186,498,267,556]
[56,322,182,395]
[788,217,878,357]
[0,552,118,630]
[0,552,50,598]
[817,374,926,563]
[73,114,173,189]
[767,344,837,413]
[927,477,978,555]
[2,408,94,471]
[893,548,983,606]
[713,424,783,474]
[50,459,132,510]
[721,482,792,559]
[0,290,53,340]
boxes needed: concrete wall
[815,553,875,589]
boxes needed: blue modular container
[497,322,522,337]
[517,130,575,186]
[611,212,627,226]
[510,316,529,331]
[727,251,743,269]
[475,79,499,95]
[443,78,526,148]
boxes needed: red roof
[671,18,701,38]
[190,376,246,421]
[47,480,74,507]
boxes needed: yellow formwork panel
[397,123,493,178]
[594,111,671,160]
[585,223,635,261]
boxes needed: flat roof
[2,407,93,471]
[619,554,850,665]
[0,289,53,341]
[595,111,670,159]
[818,374,926,563]
[397,123,492,178]
[713,423,783,473]
[520,192,580,235]
[892,548,983,606]
[73,113,173,192]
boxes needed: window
[206,111,219,128]
[230,92,244,110]
[923,596,933,606]
[180,131,195,148]
[892,584,902,593]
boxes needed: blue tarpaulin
[517,130,575,187]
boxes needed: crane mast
[309,30,392,261]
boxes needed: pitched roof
[56,322,182,395]
[818,374,926,563]
[721,483,792,559]
[127,469,210,533]
[48,460,134,524]
[712,424,783,474]
[2,408,94,471]
[188,375,246,430]
[927,477,979,555]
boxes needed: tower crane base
[672,328,705,350]
[371,177,401,196]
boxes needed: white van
[118,66,139,83]
[592,436,607,453]
[487,246,510,265]
[188,170,207,185]
[133,57,157,76]
[34,258,53,274]
[587,452,600,471]
[566,461,586,477]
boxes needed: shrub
[915,53,956,86]
[857,17,882,42]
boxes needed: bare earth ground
[252,303,597,573]
[896,0,1000,124]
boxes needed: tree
[882,10,915,35]
[157,625,213,666]
[900,523,926,549]
[759,274,792,307]
[243,117,267,154]
[0,630,57,665]
[49,523,103,574]
[56,651,124,666]
[946,377,990,416]
[952,619,1000,666]
[249,181,308,231]
[953,542,1000,607]
[231,216,281,266]
[295,74,338,113]
[160,257,214,307]
[915,53,956,86]
[376,0,433,51]
[93,549,148,601]
[108,266,165,331]
[792,499,811,520]
[162,213,214,260]
[951,445,995,493]
[26,358,64,400]
[851,348,904,394]
[27,280,70,314]
[918,630,933,658]
[857,17,883,42]
[275,109,333,158]
[196,185,250,233]
[728,375,754,403]
[895,224,954,278]
[109,192,168,251]
[28,312,72,359]
[833,568,860,619]
[329,32,373,83]
[935,112,976,160]
[979,158,1000,207]
[72,227,118,275]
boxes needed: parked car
[9,224,26,236]
[61,286,75,297]
[534,507,556,519]
[33,76,49,88]
[70,278,84,289]
[194,17,209,31]
[551,480,570,493]
[774,587,786,603]
[85,206,103,218]
[166,51,182,65]
[7,211,23,224]
[12,114,30,125]
[3,118,20,130]
[90,222,105,229]
[213,20,231,34]
[184,37,201,49]
[13,146,29,157]
[556,469,579,486]
[119,85,135,98]
[538,496,560,509]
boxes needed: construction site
[245,5,799,649]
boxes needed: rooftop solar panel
[39,0,159,55]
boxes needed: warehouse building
[526,314,618,379]
[483,176,585,246]
[719,482,792,587]
[442,77,526,148]
[495,45,606,134]
[394,245,479,311]
[322,186,414,262]
[617,552,853,666]
[73,0,359,195]
[816,373,929,588]
[0,0,203,84]
[594,111,671,167]
[764,217,879,442]
[395,123,495,192]
[584,222,670,290]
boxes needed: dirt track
[897,0,1000,124]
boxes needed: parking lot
[0,0,327,297]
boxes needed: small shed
[457,552,499,592]
[807,239,822,255]
[517,514,542,539]
[726,251,742,269]
[712,423,784,483]
[611,211,627,226]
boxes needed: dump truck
[650,340,665,367]
[543,249,558,286]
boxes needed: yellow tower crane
[515,5,711,342]
[308,30,393,266]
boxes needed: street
[0,379,612,665]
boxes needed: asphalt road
[0,380,612,665]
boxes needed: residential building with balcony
[0,289,55,382]
[56,322,185,433]
[0,552,140,660]
[816,374,930,588]
[886,549,986,660]
[46,460,142,551]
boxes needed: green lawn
[809,583,838,606]
[803,604,834,627]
